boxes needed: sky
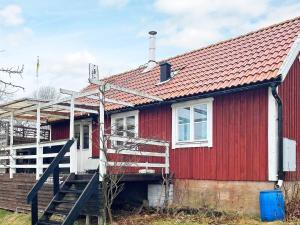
[0,0,300,99]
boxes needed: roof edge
[107,78,281,114]
[279,33,300,81]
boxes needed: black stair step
[75,174,93,180]
[37,220,62,225]
[52,199,77,205]
[59,189,83,194]
[66,179,90,184]
[45,209,69,216]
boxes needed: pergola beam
[85,95,134,107]
[89,79,163,101]
[0,89,100,119]
[54,105,98,114]
[23,110,69,120]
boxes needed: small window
[172,98,213,148]
[194,104,207,140]
[74,125,81,149]
[178,107,190,141]
[111,111,139,147]
[83,124,90,149]
[74,122,91,150]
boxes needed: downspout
[271,83,284,188]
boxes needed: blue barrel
[259,190,285,222]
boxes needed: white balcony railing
[106,135,170,174]
[0,139,70,179]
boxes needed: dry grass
[0,210,31,225]
[0,209,300,225]
[114,212,300,225]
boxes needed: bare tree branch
[0,80,25,90]
[0,65,24,75]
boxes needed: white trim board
[279,34,300,81]
[268,87,279,181]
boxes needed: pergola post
[36,104,42,180]
[99,85,107,181]
[165,144,170,175]
[9,112,15,178]
[69,95,78,174]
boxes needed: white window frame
[74,119,92,151]
[111,110,139,141]
[171,98,213,149]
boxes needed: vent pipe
[143,31,157,72]
[148,31,157,63]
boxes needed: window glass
[194,105,207,140]
[74,125,80,149]
[115,118,124,146]
[178,107,190,141]
[126,116,135,138]
[83,125,90,149]
[115,118,124,135]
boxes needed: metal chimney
[143,31,157,72]
[148,31,157,63]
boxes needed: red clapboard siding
[170,88,268,181]
[51,121,69,140]
[51,89,268,181]
[135,88,268,181]
[92,117,111,157]
[280,52,300,181]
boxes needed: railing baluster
[53,165,60,196]
[31,194,38,225]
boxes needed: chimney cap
[149,31,157,35]
[159,61,171,66]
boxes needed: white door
[74,121,98,172]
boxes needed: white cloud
[153,0,300,49]
[0,4,24,26]
[99,0,129,8]
[4,27,33,47]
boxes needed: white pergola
[0,79,166,180]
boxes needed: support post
[31,194,38,225]
[165,144,170,175]
[99,85,107,181]
[69,95,78,174]
[86,215,91,225]
[9,112,15,178]
[53,165,60,196]
[36,104,42,180]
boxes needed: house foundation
[173,179,275,215]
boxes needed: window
[83,124,90,149]
[74,125,81,149]
[111,110,139,146]
[74,121,91,150]
[172,98,213,148]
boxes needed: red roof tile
[82,17,300,111]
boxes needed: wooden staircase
[37,173,98,225]
[27,139,101,225]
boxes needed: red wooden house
[54,16,300,213]
[1,16,300,220]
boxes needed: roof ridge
[95,15,300,85]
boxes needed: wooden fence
[0,173,52,212]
